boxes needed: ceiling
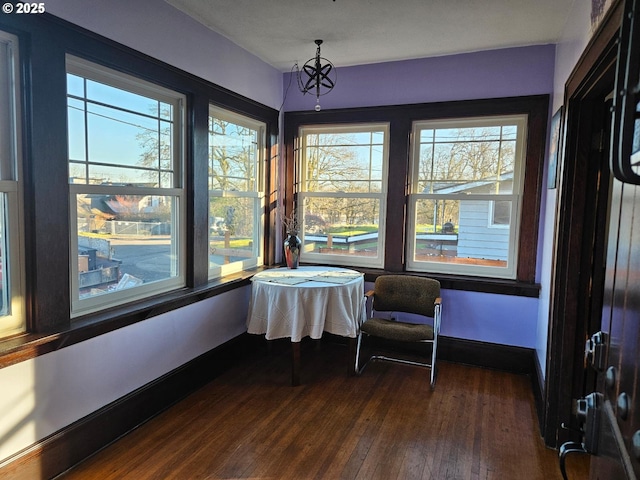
[165,0,574,72]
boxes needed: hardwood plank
[58,341,589,480]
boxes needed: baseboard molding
[0,334,537,479]
[438,335,536,375]
[0,333,259,480]
[531,352,547,436]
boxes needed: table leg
[291,341,301,386]
[347,337,356,376]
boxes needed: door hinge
[585,331,608,371]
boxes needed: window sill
[358,268,540,297]
[0,268,266,370]
[295,262,541,297]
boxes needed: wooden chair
[355,275,442,388]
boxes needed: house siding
[457,200,510,261]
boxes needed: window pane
[208,108,264,278]
[209,197,256,268]
[67,97,87,162]
[302,196,380,259]
[75,194,178,299]
[298,125,388,269]
[66,73,85,97]
[304,131,384,193]
[67,73,176,188]
[492,200,511,226]
[68,57,185,316]
[208,117,257,191]
[0,31,23,337]
[0,196,9,317]
[417,125,516,194]
[409,116,525,278]
[0,39,16,181]
[85,79,162,118]
[412,198,510,267]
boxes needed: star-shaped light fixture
[297,40,337,111]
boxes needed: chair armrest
[364,289,375,298]
[434,297,442,305]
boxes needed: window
[208,107,264,278]
[0,31,24,337]
[491,200,511,227]
[67,56,186,317]
[407,115,527,278]
[297,124,389,268]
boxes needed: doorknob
[559,392,602,480]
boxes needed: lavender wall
[296,45,555,349]
[283,44,555,111]
[45,0,282,110]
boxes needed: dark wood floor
[58,339,590,480]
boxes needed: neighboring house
[428,172,514,262]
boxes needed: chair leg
[354,331,363,374]
[430,336,438,389]
[356,332,437,388]
[430,362,436,389]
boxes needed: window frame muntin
[207,105,266,279]
[407,114,528,279]
[66,55,187,317]
[297,122,389,269]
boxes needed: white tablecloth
[246,266,365,342]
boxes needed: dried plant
[281,208,300,236]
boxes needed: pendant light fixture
[297,39,336,111]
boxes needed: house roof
[426,171,514,194]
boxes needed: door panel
[590,178,640,479]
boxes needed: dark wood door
[589,0,640,476]
[590,165,640,479]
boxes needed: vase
[284,233,301,269]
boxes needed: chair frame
[354,278,442,389]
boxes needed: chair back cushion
[373,275,440,317]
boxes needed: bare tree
[208,117,256,192]
[417,126,516,230]
[303,133,381,228]
[304,133,366,192]
[208,118,257,238]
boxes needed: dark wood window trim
[284,95,548,295]
[0,13,278,369]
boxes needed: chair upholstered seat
[360,317,434,342]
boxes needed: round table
[246,266,365,384]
